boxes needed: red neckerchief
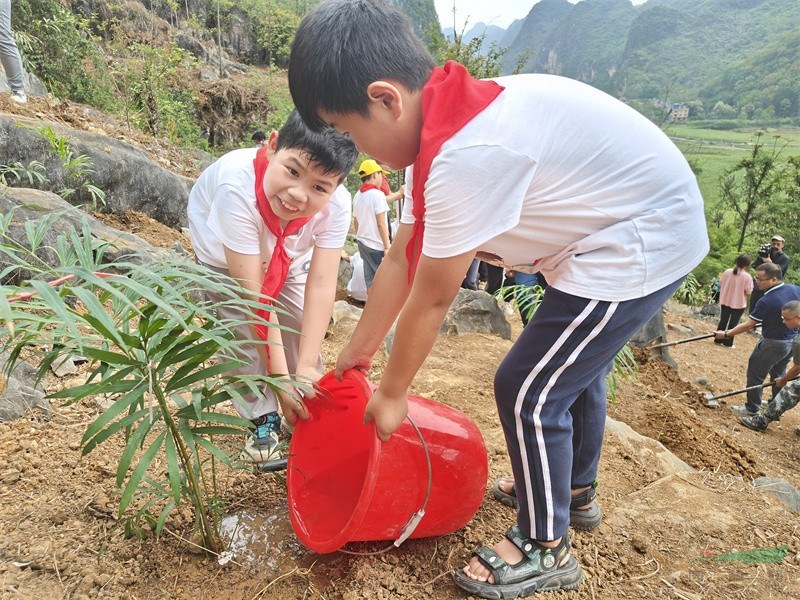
[405,61,504,282]
[379,177,391,196]
[253,147,312,342]
[359,183,380,193]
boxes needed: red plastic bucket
[287,370,488,554]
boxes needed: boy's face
[263,133,340,220]
[319,83,420,170]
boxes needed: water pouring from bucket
[287,369,488,554]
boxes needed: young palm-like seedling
[1,217,300,553]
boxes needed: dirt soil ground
[2,225,799,600]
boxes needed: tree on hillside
[719,133,788,252]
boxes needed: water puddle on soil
[220,509,305,571]
[219,509,344,580]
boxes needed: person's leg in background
[514,271,538,326]
[485,264,504,295]
[461,258,480,290]
[743,339,793,414]
[0,0,26,103]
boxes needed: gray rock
[331,300,363,325]
[337,258,353,290]
[384,324,396,356]
[0,352,49,422]
[440,289,511,340]
[605,416,694,476]
[51,354,80,377]
[753,477,800,513]
[0,188,172,280]
[0,115,194,229]
[0,66,49,97]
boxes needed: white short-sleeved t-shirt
[187,148,352,273]
[353,188,389,251]
[400,74,709,302]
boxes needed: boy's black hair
[289,0,436,131]
[251,130,267,142]
[276,110,359,180]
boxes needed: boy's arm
[385,185,405,204]
[335,223,415,372]
[375,211,391,252]
[295,245,342,397]
[335,224,475,440]
[364,249,474,440]
[223,246,308,424]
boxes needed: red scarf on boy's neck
[360,182,380,193]
[253,146,311,342]
[405,61,504,282]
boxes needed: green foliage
[0,161,48,188]
[606,344,637,404]
[110,42,202,145]
[673,273,704,307]
[33,125,107,210]
[427,24,509,79]
[0,217,298,552]
[718,133,787,251]
[256,6,300,67]
[13,0,116,108]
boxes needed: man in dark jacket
[750,235,790,310]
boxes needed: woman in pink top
[715,254,754,347]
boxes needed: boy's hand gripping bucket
[287,370,488,553]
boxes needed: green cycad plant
[1,215,298,553]
[497,283,638,401]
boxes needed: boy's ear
[267,131,279,153]
[366,81,404,119]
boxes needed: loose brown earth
[2,224,800,599]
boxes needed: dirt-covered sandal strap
[570,480,598,510]
[505,525,571,573]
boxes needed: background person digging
[715,263,800,416]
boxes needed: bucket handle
[340,414,432,555]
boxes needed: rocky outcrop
[0,114,193,229]
[0,187,169,282]
[0,66,49,99]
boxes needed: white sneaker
[241,429,287,471]
[10,90,27,104]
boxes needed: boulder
[0,67,48,98]
[753,477,800,513]
[0,187,170,282]
[0,114,194,229]
[0,352,49,422]
[440,288,511,340]
[630,308,676,367]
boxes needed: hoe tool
[700,377,798,408]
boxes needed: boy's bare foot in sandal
[453,526,583,597]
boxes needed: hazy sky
[434,0,648,30]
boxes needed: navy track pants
[494,278,684,541]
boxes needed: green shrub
[13,0,117,109]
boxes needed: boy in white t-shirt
[188,111,358,471]
[289,2,709,596]
[353,158,391,292]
